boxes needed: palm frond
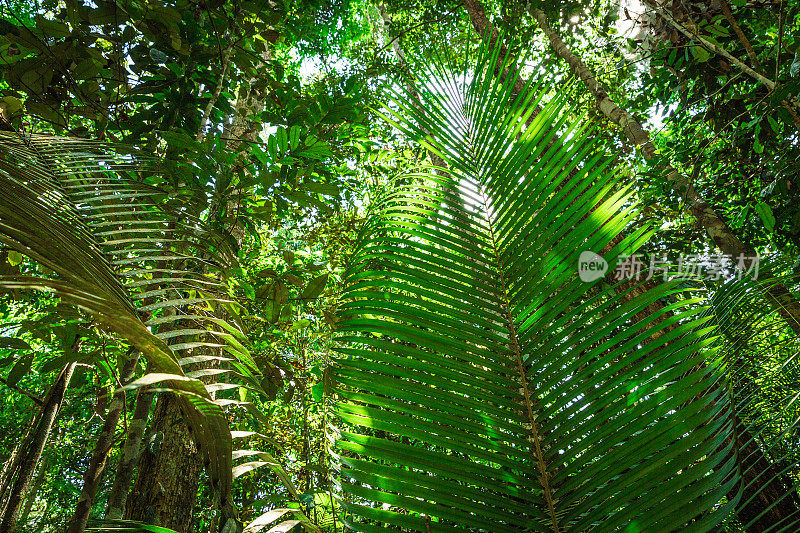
[88,506,323,533]
[331,35,737,531]
[0,131,254,513]
[706,260,800,530]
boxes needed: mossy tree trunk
[125,392,201,532]
[0,361,76,533]
[68,353,140,533]
[104,387,155,520]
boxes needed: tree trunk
[104,387,155,520]
[0,438,24,511]
[0,408,38,508]
[14,453,48,532]
[123,266,203,531]
[125,392,201,532]
[125,35,275,531]
[0,361,76,533]
[68,353,140,533]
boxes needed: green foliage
[621,3,800,257]
[4,0,800,532]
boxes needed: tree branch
[719,0,760,68]
[196,45,235,142]
[651,2,774,88]
[0,377,44,406]
[650,0,800,129]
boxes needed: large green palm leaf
[0,132,257,516]
[331,38,737,531]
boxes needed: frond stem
[480,191,560,533]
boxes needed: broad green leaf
[0,337,30,350]
[161,130,195,150]
[755,201,776,232]
[300,273,327,300]
[311,382,324,402]
[72,59,103,80]
[288,125,301,150]
[290,319,311,331]
[690,44,711,62]
[276,127,288,154]
[6,250,22,266]
[35,15,70,38]
[149,48,169,64]
[6,352,33,387]
[1,96,23,115]
[252,144,271,167]
[263,280,288,323]
[305,182,338,196]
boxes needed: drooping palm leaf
[330,35,739,531]
[0,131,257,514]
[89,505,323,533]
[0,132,325,527]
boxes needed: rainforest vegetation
[1,0,800,531]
